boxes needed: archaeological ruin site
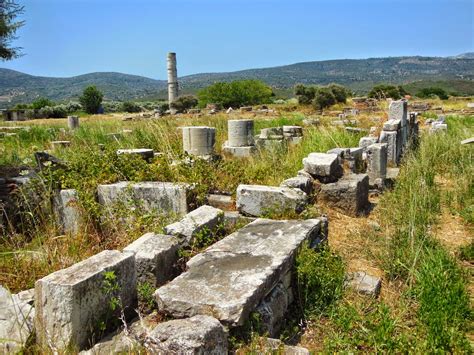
[0,2,473,352]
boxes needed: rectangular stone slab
[35,250,136,351]
[123,233,180,286]
[97,181,191,215]
[155,218,324,327]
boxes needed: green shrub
[198,80,273,108]
[296,243,345,318]
[79,85,104,114]
[328,83,351,103]
[170,95,198,113]
[368,84,407,100]
[416,87,449,100]
[312,87,337,111]
[294,84,317,105]
[121,101,142,113]
[31,97,54,110]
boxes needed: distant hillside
[1,55,473,107]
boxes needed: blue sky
[1,0,473,79]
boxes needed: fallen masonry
[145,315,228,354]
[280,176,313,195]
[236,184,308,217]
[116,148,154,162]
[54,189,83,235]
[164,205,224,245]
[347,271,382,298]
[0,286,35,353]
[123,233,180,286]
[97,181,192,216]
[155,218,327,328]
[319,174,370,216]
[303,152,343,182]
[35,250,137,351]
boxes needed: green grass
[298,114,473,352]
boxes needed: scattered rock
[347,271,381,297]
[303,153,343,183]
[280,176,313,195]
[145,315,228,354]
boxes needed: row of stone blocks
[32,215,327,352]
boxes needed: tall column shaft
[167,52,178,104]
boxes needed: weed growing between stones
[137,281,156,314]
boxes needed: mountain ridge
[1,54,473,107]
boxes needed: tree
[31,97,54,110]
[417,87,449,100]
[121,101,142,113]
[170,95,198,113]
[0,0,24,60]
[294,84,316,105]
[368,84,407,100]
[327,84,350,103]
[79,85,103,114]
[312,87,336,111]
[198,80,273,108]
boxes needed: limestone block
[0,286,35,353]
[51,140,71,149]
[228,119,254,147]
[223,211,256,229]
[68,116,79,130]
[116,148,154,162]
[366,143,387,187]
[282,125,303,137]
[207,194,234,210]
[302,153,342,182]
[263,338,310,354]
[54,189,83,235]
[383,119,401,131]
[35,250,137,351]
[123,233,180,286]
[236,185,307,217]
[260,127,283,139]
[297,169,314,181]
[254,283,289,337]
[319,174,370,216]
[359,136,378,150]
[379,131,399,165]
[388,100,407,126]
[280,176,313,195]
[222,142,257,157]
[146,315,228,354]
[430,123,448,134]
[97,181,191,216]
[155,218,326,326]
[164,205,224,245]
[347,271,381,298]
[348,147,365,173]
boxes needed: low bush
[170,95,198,113]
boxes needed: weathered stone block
[155,218,325,326]
[366,143,387,187]
[260,127,283,139]
[383,119,401,131]
[182,126,216,157]
[0,286,35,353]
[359,136,378,149]
[222,142,257,157]
[54,189,83,235]
[236,185,307,217]
[223,211,256,228]
[347,271,381,298]
[280,176,313,195]
[388,100,407,126]
[164,205,224,245]
[302,153,342,182]
[262,338,310,354]
[146,315,228,354]
[35,250,137,351]
[379,131,399,165]
[97,181,191,216]
[207,194,234,210]
[116,148,154,162]
[282,125,303,137]
[254,283,289,337]
[319,174,369,216]
[123,233,180,286]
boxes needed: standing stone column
[182,126,216,157]
[228,119,254,147]
[167,52,179,111]
[366,143,387,188]
[67,116,79,130]
[223,119,257,157]
[388,100,408,150]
